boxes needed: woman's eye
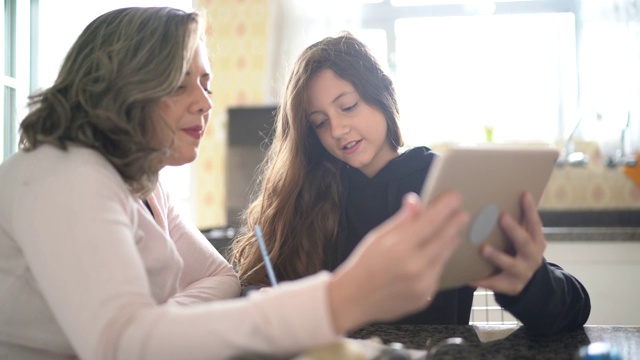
[201,82,212,94]
[343,102,358,112]
[174,85,187,93]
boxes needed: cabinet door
[545,241,640,325]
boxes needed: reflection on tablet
[469,204,500,246]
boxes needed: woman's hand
[471,192,547,296]
[327,191,469,334]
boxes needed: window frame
[2,0,35,160]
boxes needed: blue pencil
[254,225,278,287]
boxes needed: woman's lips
[182,126,203,140]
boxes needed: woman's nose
[192,89,213,114]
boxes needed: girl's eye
[174,85,187,94]
[313,119,327,129]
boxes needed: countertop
[539,209,640,241]
[539,210,640,228]
[349,324,640,359]
[543,227,640,241]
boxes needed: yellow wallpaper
[195,0,271,228]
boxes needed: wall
[540,142,640,210]
[195,0,272,228]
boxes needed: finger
[419,210,469,269]
[501,213,536,258]
[521,192,544,241]
[389,191,464,246]
[428,209,469,251]
[401,192,422,219]
[478,243,517,273]
[418,191,465,234]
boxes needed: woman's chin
[165,151,197,167]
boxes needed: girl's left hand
[470,192,546,296]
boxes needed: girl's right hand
[327,191,469,334]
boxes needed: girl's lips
[342,139,362,155]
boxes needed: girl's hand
[471,192,547,296]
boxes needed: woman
[0,8,468,359]
[230,32,591,334]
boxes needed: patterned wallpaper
[540,142,640,210]
[195,0,271,228]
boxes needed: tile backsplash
[540,143,640,210]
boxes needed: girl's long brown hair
[230,32,403,286]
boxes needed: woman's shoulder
[46,145,120,178]
[3,144,125,193]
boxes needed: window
[2,0,33,161]
[359,0,580,147]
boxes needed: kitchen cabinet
[545,239,640,325]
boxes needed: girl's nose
[330,115,350,138]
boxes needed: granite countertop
[543,227,640,241]
[349,324,640,359]
[538,209,640,242]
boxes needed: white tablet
[420,146,559,290]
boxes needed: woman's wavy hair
[230,32,403,286]
[19,7,204,197]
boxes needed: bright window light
[394,12,577,146]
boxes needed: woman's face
[158,42,213,167]
[306,69,398,178]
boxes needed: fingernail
[502,213,515,227]
[482,244,495,257]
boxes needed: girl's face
[306,69,398,178]
[158,42,213,167]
